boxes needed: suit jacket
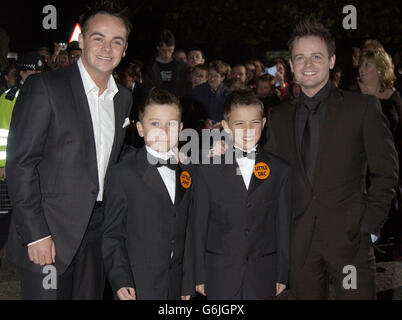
[193,148,292,300]
[102,147,194,299]
[265,86,399,267]
[6,63,132,275]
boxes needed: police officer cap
[16,52,45,71]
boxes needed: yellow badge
[254,162,270,180]
[180,171,192,189]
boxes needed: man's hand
[196,284,206,296]
[27,237,56,266]
[181,295,191,300]
[117,287,136,300]
[0,167,6,179]
[276,283,286,296]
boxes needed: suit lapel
[248,149,269,195]
[136,148,174,205]
[220,152,248,197]
[174,166,185,207]
[68,64,99,189]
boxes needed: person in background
[67,41,82,65]
[231,64,247,86]
[174,48,188,64]
[188,47,205,68]
[0,62,17,95]
[192,60,229,130]
[142,29,191,99]
[245,61,256,87]
[330,66,342,88]
[191,64,208,88]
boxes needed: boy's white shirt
[234,145,257,190]
[146,146,176,204]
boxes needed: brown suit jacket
[265,86,398,267]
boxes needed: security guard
[0,52,45,179]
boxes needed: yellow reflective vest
[0,87,19,168]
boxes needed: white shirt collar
[77,58,119,98]
[146,145,175,161]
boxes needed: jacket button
[312,196,317,200]
[245,229,250,236]
[171,239,175,244]
[245,202,252,208]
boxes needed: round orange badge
[180,171,192,189]
[254,162,270,180]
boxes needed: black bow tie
[154,157,178,170]
[234,147,257,159]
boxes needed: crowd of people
[0,0,401,301]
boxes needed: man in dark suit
[265,20,399,299]
[6,2,132,299]
[193,89,291,300]
[102,88,193,300]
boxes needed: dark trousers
[20,205,104,300]
[290,219,376,300]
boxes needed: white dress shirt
[234,145,257,190]
[78,58,117,201]
[28,59,118,247]
[146,146,176,204]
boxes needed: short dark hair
[288,19,336,58]
[192,64,208,74]
[188,47,205,59]
[80,0,132,39]
[156,29,175,47]
[139,88,182,122]
[223,89,264,120]
[209,60,228,78]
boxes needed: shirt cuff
[27,236,51,247]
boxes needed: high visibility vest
[0,88,19,168]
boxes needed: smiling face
[222,104,266,151]
[289,36,335,97]
[136,104,183,153]
[208,68,225,91]
[79,13,128,81]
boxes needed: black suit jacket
[6,63,132,275]
[102,147,194,299]
[192,148,292,299]
[265,86,399,267]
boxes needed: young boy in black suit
[193,89,292,300]
[102,88,193,300]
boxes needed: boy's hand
[276,283,286,296]
[181,295,191,300]
[117,287,136,300]
[196,284,206,296]
[208,140,227,158]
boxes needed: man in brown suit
[265,20,399,299]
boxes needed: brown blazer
[265,86,399,267]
